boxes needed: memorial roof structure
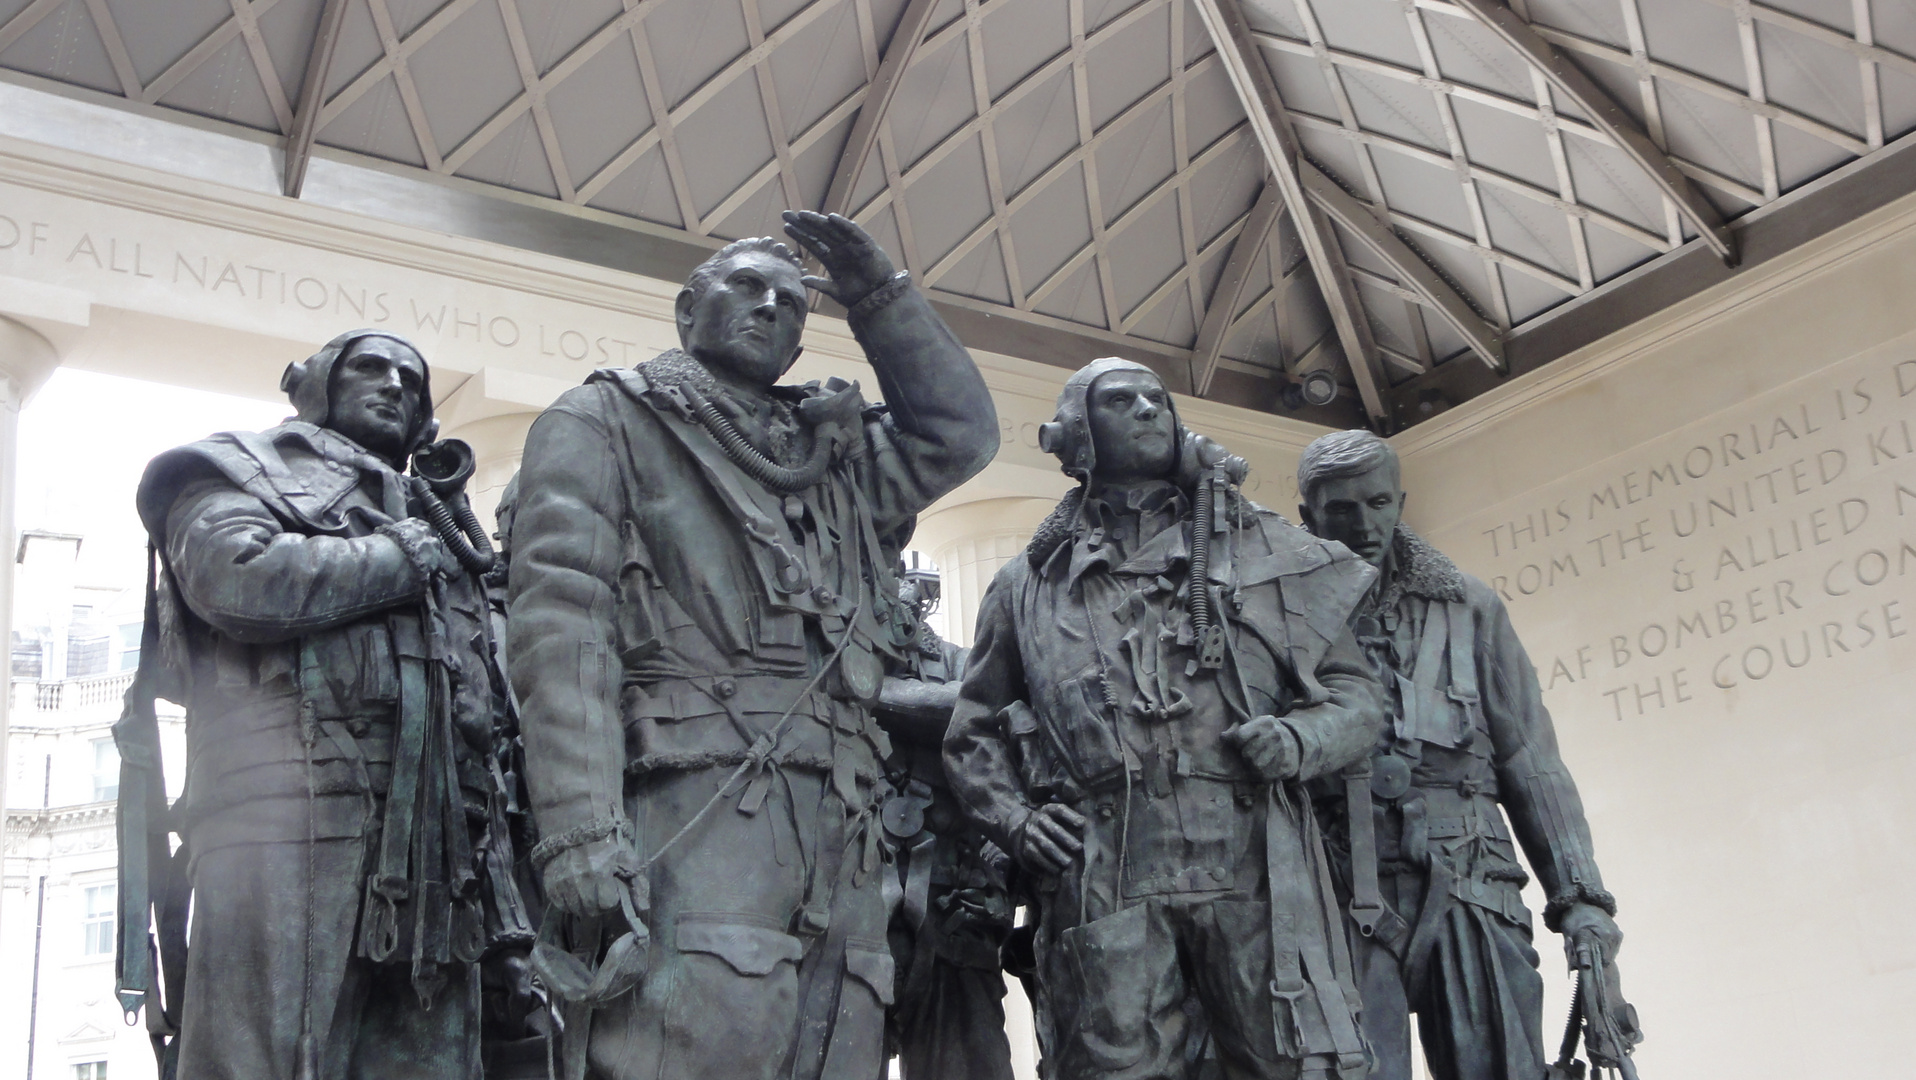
[4,0,1912,429]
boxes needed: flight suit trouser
[585,765,891,1080]
[1040,893,1351,1080]
[1352,868,1545,1080]
[176,834,480,1080]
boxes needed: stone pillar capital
[0,315,62,404]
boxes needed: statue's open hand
[1560,903,1623,963]
[1012,803,1086,876]
[1222,715,1302,782]
[542,837,641,918]
[782,210,896,308]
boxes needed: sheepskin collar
[1374,524,1466,608]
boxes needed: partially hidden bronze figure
[873,567,1018,1080]
[505,211,998,1080]
[1295,429,1642,1080]
[943,357,1385,1080]
[114,331,526,1079]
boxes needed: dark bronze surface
[505,212,998,1080]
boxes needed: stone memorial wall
[1397,197,1916,1078]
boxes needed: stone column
[909,495,1056,648]
[0,315,61,877]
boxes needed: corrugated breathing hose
[681,382,834,491]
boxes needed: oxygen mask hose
[1186,467,1227,675]
[680,382,835,491]
[411,439,496,575]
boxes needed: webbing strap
[787,796,856,1080]
[1446,600,1479,705]
[1343,767,1386,938]
[1266,787,1367,1072]
[1302,790,1370,1076]
[1267,788,1308,1053]
[361,617,430,962]
[1409,601,1449,695]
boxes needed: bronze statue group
[113,212,1641,1080]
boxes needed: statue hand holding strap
[533,817,644,920]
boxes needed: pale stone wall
[1390,189,1916,1078]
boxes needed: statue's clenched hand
[380,518,463,579]
[1011,803,1086,876]
[782,210,897,308]
[1222,715,1302,782]
[542,838,641,918]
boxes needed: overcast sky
[17,368,289,592]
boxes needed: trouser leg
[1185,899,1300,1080]
[175,835,363,1080]
[588,766,886,1080]
[895,958,1014,1080]
[1351,871,1417,1080]
[1410,904,1545,1080]
[339,958,481,1080]
[1045,899,1190,1080]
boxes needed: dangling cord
[679,382,835,491]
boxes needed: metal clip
[655,381,698,422]
[1197,623,1227,670]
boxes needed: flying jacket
[506,280,998,845]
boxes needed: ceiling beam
[1193,0,1388,427]
[1300,164,1505,372]
[1448,0,1737,265]
[283,0,350,198]
[1387,129,1916,419]
[1192,179,1283,396]
[820,0,940,218]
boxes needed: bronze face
[1300,463,1405,567]
[327,336,425,461]
[1085,369,1177,483]
[678,251,808,392]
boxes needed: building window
[117,623,143,671]
[91,738,119,802]
[83,884,115,956]
[74,1063,108,1080]
[11,631,42,678]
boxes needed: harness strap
[1445,601,1479,701]
[113,545,185,1075]
[1266,786,1368,1075]
[360,616,430,963]
[787,793,858,1080]
[1343,765,1385,939]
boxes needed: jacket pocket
[662,912,805,1077]
[1037,674,1126,791]
[674,912,804,976]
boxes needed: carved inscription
[0,207,648,364]
[1462,350,1916,721]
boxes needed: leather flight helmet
[279,329,438,457]
[1038,356,1185,481]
